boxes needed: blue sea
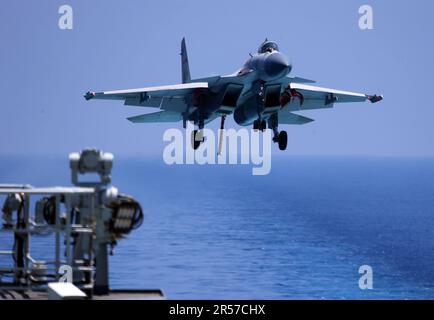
[1,155,434,299]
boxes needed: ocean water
[1,155,434,299]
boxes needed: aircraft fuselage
[238,50,292,82]
[231,49,291,126]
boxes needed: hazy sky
[1,0,433,157]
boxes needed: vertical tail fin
[181,37,191,83]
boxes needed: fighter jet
[85,38,382,151]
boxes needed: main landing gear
[268,114,288,151]
[252,117,287,151]
[191,115,226,152]
[190,116,206,150]
[191,130,204,150]
[273,130,288,151]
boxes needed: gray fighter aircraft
[85,38,382,151]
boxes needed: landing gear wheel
[253,120,266,132]
[253,120,259,131]
[191,130,203,150]
[278,131,288,151]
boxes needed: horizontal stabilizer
[127,111,182,123]
[278,111,314,125]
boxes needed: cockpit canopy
[258,41,279,54]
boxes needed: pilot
[258,41,279,54]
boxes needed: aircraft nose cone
[264,52,291,78]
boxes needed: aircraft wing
[84,82,209,112]
[286,83,383,111]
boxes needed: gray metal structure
[0,149,145,298]
[85,39,383,151]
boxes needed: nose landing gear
[253,119,267,132]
